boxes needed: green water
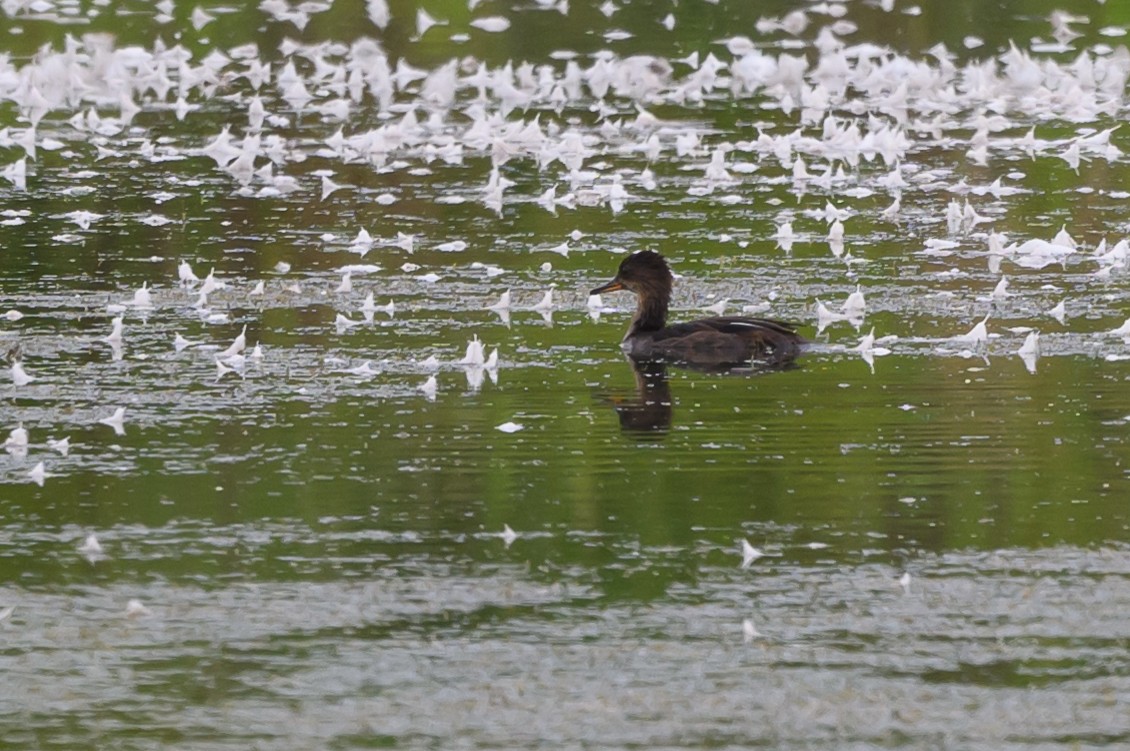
[3,0,1130,747]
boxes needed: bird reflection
[600,351,803,436]
[601,359,674,435]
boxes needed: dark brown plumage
[590,251,805,368]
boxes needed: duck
[590,251,805,368]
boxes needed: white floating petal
[470,16,509,32]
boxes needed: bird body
[590,251,804,368]
[623,315,801,363]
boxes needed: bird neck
[628,290,668,335]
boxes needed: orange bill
[590,279,624,295]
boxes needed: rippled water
[3,0,1130,747]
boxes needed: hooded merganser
[590,251,805,367]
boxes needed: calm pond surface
[3,0,1130,747]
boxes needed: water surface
[2,0,1130,747]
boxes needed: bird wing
[653,316,802,341]
[648,316,805,365]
